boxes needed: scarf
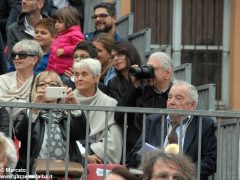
[73,89,117,136]
[0,71,33,102]
[39,109,66,160]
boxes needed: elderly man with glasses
[129,80,217,180]
[0,39,43,119]
[85,2,124,42]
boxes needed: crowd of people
[0,1,217,180]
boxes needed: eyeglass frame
[12,50,37,60]
[91,13,111,20]
[111,53,126,60]
[37,81,60,88]
[73,54,90,62]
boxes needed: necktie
[168,123,179,144]
[167,117,189,144]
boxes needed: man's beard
[96,23,113,33]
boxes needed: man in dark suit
[129,80,217,180]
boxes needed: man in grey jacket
[7,0,47,70]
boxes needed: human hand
[88,154,103,164]
[65,88,78,104]
[57,48,64,56]
[32,89,46,114]
[129,65,142,88]
[64,68,74,78]
[33,89,46,103]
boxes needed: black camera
[129,64,154,79]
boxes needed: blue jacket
[85,31,124,42]
[34,52,50,75]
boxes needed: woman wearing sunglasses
[0,39,43,119]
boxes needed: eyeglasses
[73,54,90,62]
[91,13,110,20]
[111,53,125,60]
[37,81,59,88]
[12,51,37,59]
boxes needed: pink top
[47,25,84,74]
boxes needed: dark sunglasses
[91,13,110,20]
[12,51,37,59]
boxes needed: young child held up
[46,6,85,76]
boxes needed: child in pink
[47,6,84,75]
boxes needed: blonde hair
[31,71,65,104]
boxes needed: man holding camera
[115,51,174,163]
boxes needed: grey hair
[73,58,101,78]
[0,132,17,169]
[172,80,198,106]
[149,51,174,80]
[13,39,44,60]
[141,150,196,180]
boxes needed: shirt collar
[166,115,192,124]
[154,83,172,94]
[24,15,42,36]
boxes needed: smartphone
[45,87,67,99]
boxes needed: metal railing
[128,28,151,63]
[1,101,239,180]
[116,12,134,39]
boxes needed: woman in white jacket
[73,58,122,164]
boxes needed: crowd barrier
[1,101,239,180]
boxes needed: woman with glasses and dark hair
[14,70,87,175]
[0,39,43,119]
[107,41,142,163]
[107,41,142,102]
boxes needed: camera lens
[129,65,154,79]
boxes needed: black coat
[129,114,217,179]
[114,85,171,163]
[14,109,87,173]
[0,107,10,136]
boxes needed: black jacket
[0,107,10,136]
[107,75,133,103]
[114,84,171,163]
[14,109,87,173]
